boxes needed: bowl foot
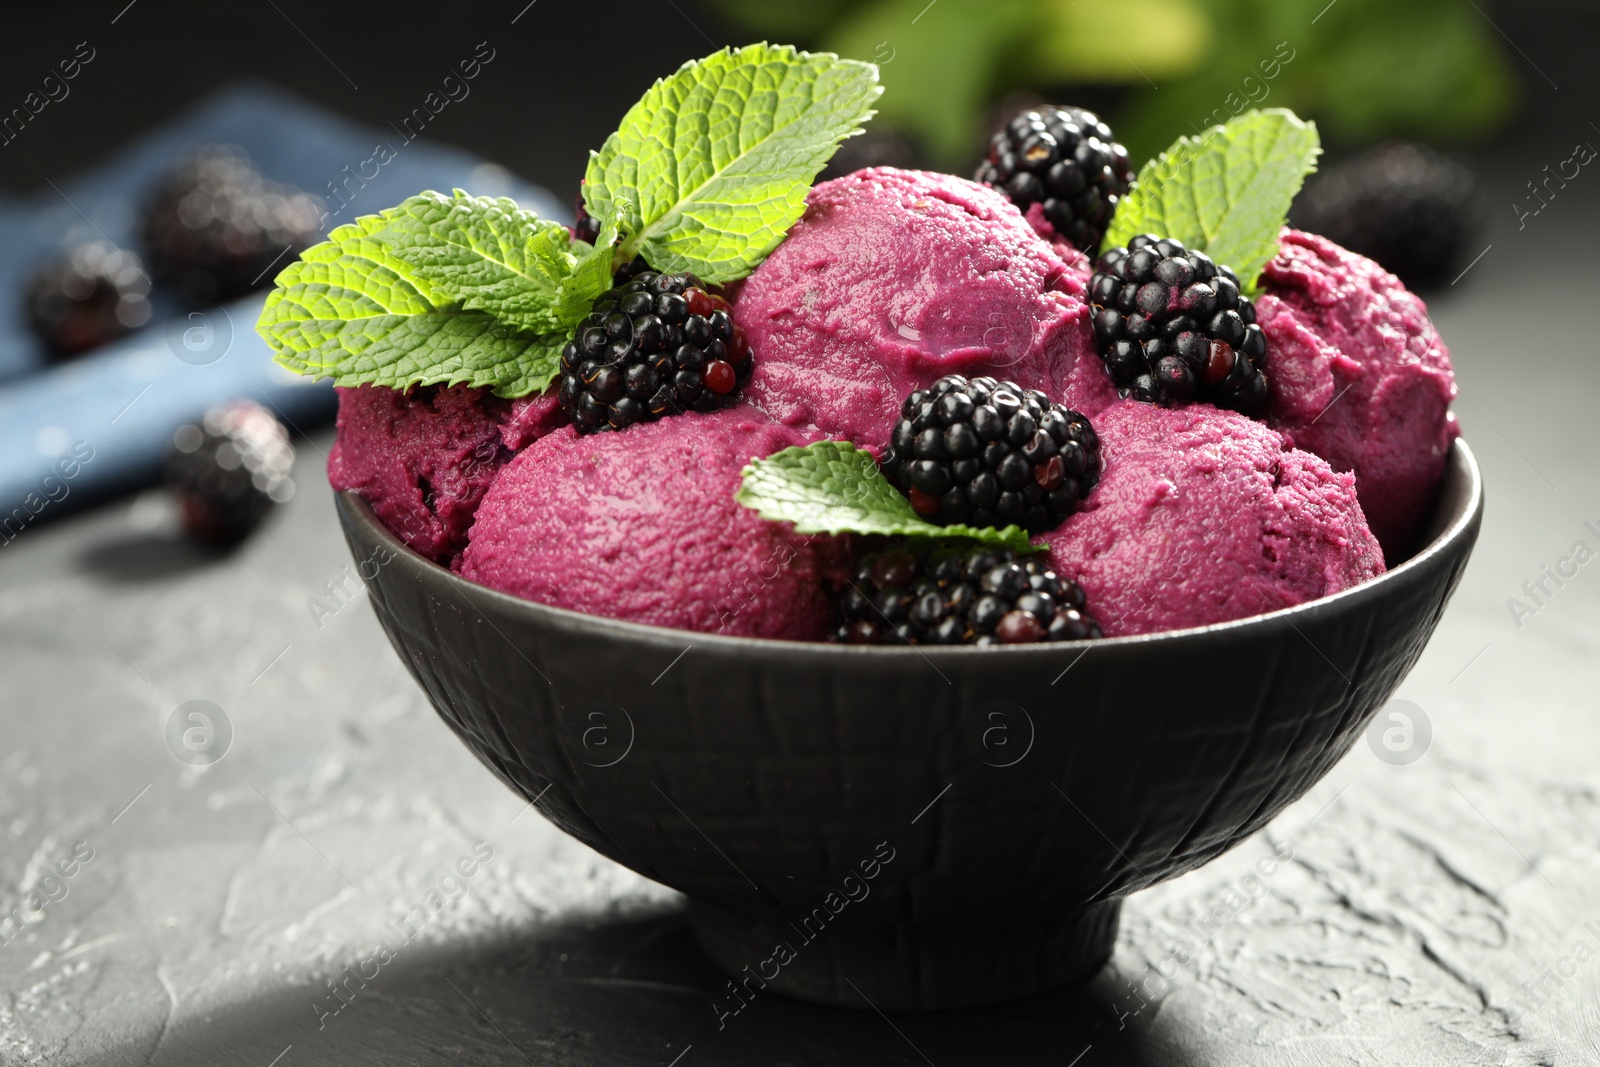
[689,897,1121,1011]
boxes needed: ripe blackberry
[1290,142,1486,290]
[24,241,152,358]
[166,401,295,546]
[141,146,322,305]
[837,543,1102,647]
[1089,235,1270,411]
[557,270,752,432]
[975,105,1134,253]
[610,255,655,285]
[882,375,1100,534]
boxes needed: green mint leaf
[554,209,622,328]
[371,190,581,334]
[1103,109,1321,296]
[584,43,882,284]
[257,211,563,399]
[736,441,1036,553]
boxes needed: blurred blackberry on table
[24,241,152,358]
[166,401,295,546]
[1289,142,1486,290]
[1089,235,1269,411]
[975,105,1134,253]
[837,543,1101,646]
[141,146,323,306]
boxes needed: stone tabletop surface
[4,58,1600,1067]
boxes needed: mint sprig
[585,43,882,284]
[1102,109,1321,296]
[369,191,602,335]
[258,205,573,398]
[736,441,1037,553]
[259,45,879,397]
[259,192,612,398]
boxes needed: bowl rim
[339,438,1482,658]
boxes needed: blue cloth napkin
[0,82,560,533]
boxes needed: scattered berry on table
[975,104,1134,253]
[882,375,1100,534]
[24,241,152,358]
[1289,141,1486,290]
[141,145,322,306]
[558,269,752,433]
[166,401,295,546]
[836,543,1101,647]
[1089,235,1269,411]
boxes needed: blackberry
[23,241,152,358]
[166,401,295,546]
[837,543,1102,647]
[610,255,656,285]
[882,375,1100,534]
[975,105,1134,253]
[141,146,322,305]
[558,269,751,432]
[1289,141,1486,290]
[1089,235,1269,411]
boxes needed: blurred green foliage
[707,0,1517,167]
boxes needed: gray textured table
[3,151,1599,1067]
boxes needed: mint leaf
[736,441,1036,553]
[261,45,883,399]
[584,43,882,284]
[368,190,587,334]
[555,210,622,328]
[1103,109,1321,295]
[258,211,564,398]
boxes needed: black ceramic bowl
[337,440,1482,1011]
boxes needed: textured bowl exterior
[338,441,1482,1010]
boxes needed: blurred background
[2,2,1597,1065]
[0,0,1564,196]
[0,0,1588,516]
